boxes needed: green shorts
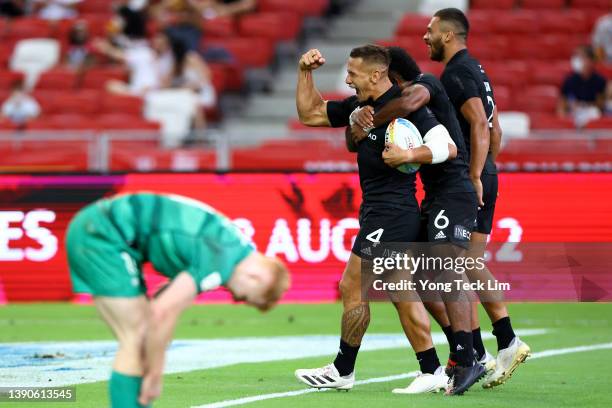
[65,202,146,297]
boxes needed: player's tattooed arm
[490,106,502,161]
[353,84,431,131]
[296,49,330,127]
[341,303,371,347]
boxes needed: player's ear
[371,68,381,84]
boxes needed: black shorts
[476,173,498,234]
[419,192,478,248]
[352,205,420,259]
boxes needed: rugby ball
[385,118,423,174]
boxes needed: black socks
[492,316,516,351]
[416,347,441,374]
[472,327,486,361]
[333,339,360,376]
[453,331,475,367]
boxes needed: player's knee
[338,276,359,301]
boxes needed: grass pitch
[1,302,611,407]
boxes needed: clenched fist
[299,49,326,71]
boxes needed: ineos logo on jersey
[0,210,57,262]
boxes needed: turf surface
[0,302,611,407]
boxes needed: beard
[429,40,445,62]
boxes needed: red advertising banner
[0,173,611,303]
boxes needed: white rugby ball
[385,117,423,174]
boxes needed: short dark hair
[434,8,469,40]
[577,44,596,60]
[349,44,391,68]
[387,47,421,82]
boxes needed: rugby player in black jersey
[294,45,458,394]
[425,8,531,388]
[351,47,486,395]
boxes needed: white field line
[192,341,612,408]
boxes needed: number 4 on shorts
[366,228,384,243]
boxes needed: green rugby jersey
[97,192,254,291]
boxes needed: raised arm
[296,49,330,127]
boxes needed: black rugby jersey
[441,49,498,175]
[413,73,474,195]
[327,84,439,210]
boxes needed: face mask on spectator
[571,55,585,73]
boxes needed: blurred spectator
[161,31,216,130]
[558,45,608,127]
[93,36,171,97]
[592,12,612,63]
[34,0,82,21]
[1,80,40,126]
[153,0,204,52]
[65,20,93,70]
[0,0,26,17]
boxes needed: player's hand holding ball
[383,142,412,168]
[299,49,326,71]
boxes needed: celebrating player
[65,192,290,407]
[294,44,468,394]
[424,8,531,387]
[350,46,487,395]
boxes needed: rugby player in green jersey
[66,192,290,407]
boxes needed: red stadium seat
[377,37,429,61]
[6,18,51,40]
[417,61,444,77]
[484,61,530,88]
[471,0,515,9]
[521,0,565,8]
[584,117,612,129]
[513,85,560,113]
[102,94,143,115]
[238,12,302,41]
[36,68,78,90]
[202,17,236,38]
[494,10,540,34]
[570,0,609,8]
[258,0,329,16]
[466,11,495,34]
[81,67,128,89]
[528,113,575,129]
[78,0,111,14]
[395,14,431,37]
[27,114,96,130]
[530,61,571,86]
[97,114,159,130]
[204,37,275,68]
[492,85,511,111]
[539,10,589,34]
[468,36,510,60]
[0,71,24,87]
[208,64,228,92]
[595,63,612,79]
[34,90,101,115]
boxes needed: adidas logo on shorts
[361,246,373,256]
[434,230,447,240]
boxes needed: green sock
[109,371,150,408]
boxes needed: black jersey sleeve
[442,66,480,109]
[326,96,358,128]
[407,105,440,136]
[414,73,439,99]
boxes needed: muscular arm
[460,97,490,180]
[139,272,197,405]
[345,126,358,152]
[371,84,431,128]
[489,106,502,161]
[296,63,330,127]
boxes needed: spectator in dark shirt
[558,45,608,127]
